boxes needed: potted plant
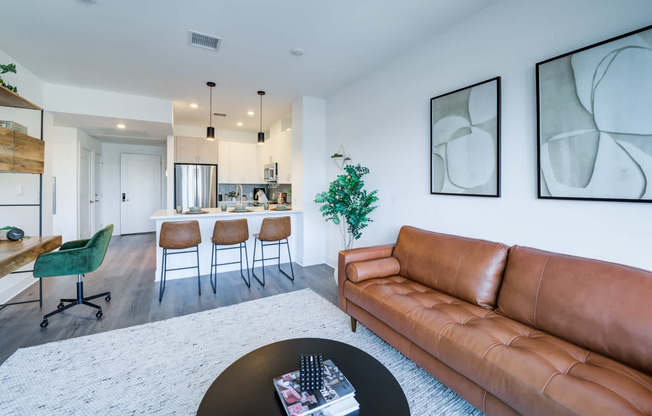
[0,63,18,93]
[314,164,379,252]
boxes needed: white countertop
[151,206,299,220]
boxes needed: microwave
[264,162,278,182]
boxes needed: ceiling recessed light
[290,48,304,56]
[237,122,243,127]
[247,111,255,116]
[190,103,198,108]
[117,124,126,129]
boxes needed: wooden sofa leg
[351,317,357,332]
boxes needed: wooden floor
[0,233,337,365]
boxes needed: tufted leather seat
[339,226,652,415]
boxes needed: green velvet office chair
[34,224,114,328]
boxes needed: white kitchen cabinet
[219,140,258,183]
[175,136,218,164]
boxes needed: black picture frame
[430,77,501,197]
[536,24,652,203]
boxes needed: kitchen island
[151,207,301,281]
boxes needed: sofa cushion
[496,245,652,376]
[344,276,652,415]
[392,226,508,309]
[343,276,493,357]
[438,310,652,415]
[346,257,400,282]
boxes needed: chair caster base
[96,309,103,318]
[40,319,48,328]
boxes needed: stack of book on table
[273,359,359,416]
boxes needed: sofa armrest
[338,244,395,310]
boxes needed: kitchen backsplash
[219,183,292,203]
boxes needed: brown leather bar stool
[210,219,251,291]
[159,220,202,301]
[252,216,294,286]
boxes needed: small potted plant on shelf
[314,164,379,252]
[0,63,18,93]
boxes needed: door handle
[122,193,129,202]
[90,200,94,204]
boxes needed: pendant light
[206,81,216,141]
[257,90,265,145]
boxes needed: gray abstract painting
[430,77,500,197]
[537,25,652,202]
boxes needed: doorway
[79,147,93,239]
[120,153,162,234]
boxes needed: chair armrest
[33,246,91,277]
[59,239,90,251]
[338,244,395,310]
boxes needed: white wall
[102,142,167,235]
[293,96,328,265]
[44,83,172,124]
[324,0,652,270]
[49,125,79,243]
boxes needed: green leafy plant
[0,63,18,93]
[314,164,379,250]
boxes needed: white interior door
[79,147,93,239]
[120,153,161,234]
[93,152,103,233]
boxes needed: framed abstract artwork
[537,24,652,202]
[430,77,501,197]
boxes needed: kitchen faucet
[236,184,243,206]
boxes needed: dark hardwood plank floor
[0,233,337,365]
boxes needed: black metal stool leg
[252,238,266,286]
[196,245,201,296]
[159,248,167,301]
[277,238,295,281]
[239,242,251,288]
[210,243,217,293]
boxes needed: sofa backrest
[392,226,508,309]
[496,245,652,375]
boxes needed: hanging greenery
[314,164,379,250]
[0,63,18,93]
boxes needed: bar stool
[159,220,202,301]
[210,219,251,291]
[252,216,294,286]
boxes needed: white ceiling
[0,0,496,142]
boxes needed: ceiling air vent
[189,30,222,51]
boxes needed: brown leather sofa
[338,226,652,415]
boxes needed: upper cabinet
[258,120,292,183]
[175,136,219,164]
[219,140,259,184]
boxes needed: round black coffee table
[197,338,409,415]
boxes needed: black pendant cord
[209,86,213,128]
[259,93,263,132]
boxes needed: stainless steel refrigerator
[174,163,218,209]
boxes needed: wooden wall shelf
[0,125,44,173]
[0,85,41,111]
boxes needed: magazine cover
[273,359,356,416]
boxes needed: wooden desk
[0,235,62,277]
[0,235,62,307]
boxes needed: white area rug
[0,289,482,415]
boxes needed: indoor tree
[315,164,379,250]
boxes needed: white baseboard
[0,274,36,305]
